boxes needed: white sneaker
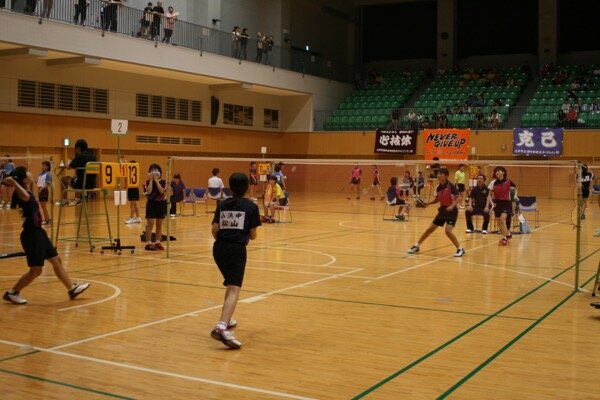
[3,290,27,305]
[407,245,420,254]
[68,282,90,299]
[210,327,242,349]
[69,199,81,206]
[454,248,465,257]
[465,229,473,233]
[482,230,488,234]
[125,218,135,224]
[170,214,176,218]
[4,204,10,209]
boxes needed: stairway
[506,78,539,128]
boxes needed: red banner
[423,129,470,160]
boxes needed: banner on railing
[374,129,417,154]
[513,128,563,156]
[423,129,470,160]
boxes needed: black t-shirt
[69,150,96,188]
[153,6,164,22]
[581,170,593,189]
[15,191,42,230]
[469,185,489,210]
[212,198,261,244]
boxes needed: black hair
[130,159,136,163]
[433,156,440,161]
[148,163,162,174]
[477,174,486,181]
[274,163,282,172]
[75,139,88,151]
[438,167,449,176]
[9,166,28,209]
[220,173,248,211]
[458,164,464,168]
[268,174,277,181]
[173,173,181,179]
[212,168,220,176]
[42,161,51,171]
[493,166,507,179]
[390,176,398,186]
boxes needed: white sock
[217,321,227,331]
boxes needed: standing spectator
[389,108,401,129]
[255,32,264,63]
[43,0,53,18]
[162,6,177,44]
[169,173,185,217]
[137,2,153,38]
[240,28,249,60]
[125,159,141,224]
[24,0,36,14]
[474,108,484,129]
[144,163,167,251]
[1,157,15,209]
[150,1,164,41]
[264,35,274,65]
[74,0,88,26]
[567,107,578,128]
[231,26,241,58]
[104,0,123,32]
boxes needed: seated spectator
[494,98,504,107]
[591,98,600,113]
[263,175,287,223]
[386,177,410,220]
[567,107,578,128]
[401,171,414,197]
[557,109,567,127]
[208,168,225,198]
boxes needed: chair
[274,194,292,223]
[591,185,600,205]
[205,187,223,213]
[383,197,409,221]
[518,196,539,228]
[181,188,206,216]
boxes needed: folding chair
[181,188,206,216]
[274,195,292,223]
[518,196,539,228]
[205,187,223,213]
[382,198,409,221]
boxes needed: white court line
[48,267,362,351]
[0,339,315,400]
[59,279,122,311]
[457,259,591,293]
[372,222,560,281]
[0,276,122,311]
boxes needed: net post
[575,161,582,292]
[166,157,172,259]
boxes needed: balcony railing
[1,0,356,84]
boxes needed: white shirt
[208,176,224,189]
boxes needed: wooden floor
[1,193,599,399]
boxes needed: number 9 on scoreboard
[100,162,119,189]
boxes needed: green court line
[0,367,135,399]
[277,293,537,321]
[0,350,39,362]
[351,248,600,399]
[437,272,599,399]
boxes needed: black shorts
[38,188,49,202]
[373,179,380,186]
[20,228,58,267]
[433,206,458,227]
[278,198,288,206]
[350,177,360,185]
[213,240,247,287]
[146,200,167,219]
[457,183,466,193]
[494,200,512,218]
[128,188,140,201]
[249,175,258,185]
[582,187,590,199]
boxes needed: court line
[0,339,314,400]
[437,272,598,399]
[59,279,122,311]
[350,247,600,399]
[0,276,121,312]
[372,222,560,281]
[47,268,362,351]
[0,364,134,399]
[458,259,592,293]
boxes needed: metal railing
[1,0,356,84]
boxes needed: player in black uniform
[210,172,261,349]
[2,166,90,305]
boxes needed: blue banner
[513,128,563,156]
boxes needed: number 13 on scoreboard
[121,162,140,188]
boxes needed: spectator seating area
[323,71,425,130]
[410,67,529,129]
[521,64,600,128]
